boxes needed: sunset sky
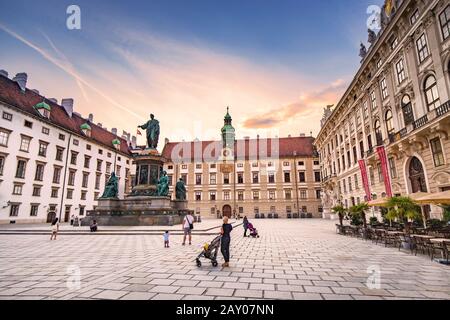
[0,0,383,147]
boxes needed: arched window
[424,75,440,111]
[385,110,394,136]
[401,95,414,126]
[374,119,383,146]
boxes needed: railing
[398,127,407,138]
[413,115,428,130]
[436,101,450,118]
[389,128,408,144]
[366,148,374,157]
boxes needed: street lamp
[112,138,121,173]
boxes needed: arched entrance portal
[409,157,428,193]
[46,211,56,223]
[222,205,232,218]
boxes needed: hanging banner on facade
[358,159,372,202]
[376,146,393,198]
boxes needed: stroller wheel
[212,261,218,267]
[196,259,202,267]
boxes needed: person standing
[164,231,170,248]
[182,213,194,245]
[70,214,74,226]
[50,218,59,240]
[220,216,233,268]
[243,216,249,237]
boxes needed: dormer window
[80,123,92,137]
[33,101,51,119]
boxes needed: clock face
[223,149,230,157]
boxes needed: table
[430,238,450,243]
[411,235,434,239]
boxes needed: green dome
[80,123,91,131]
[34,101,51,111]
[224,106,232,121]
[112,138,121,146]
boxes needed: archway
[408,157,428,193]
[46,211,56,223]
[222,205,232,218]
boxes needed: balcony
[413,115,428,130]
[436,101,450,118]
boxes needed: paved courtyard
[0,219,449,300]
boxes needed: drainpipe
[293,151,300,216]
[59,133,72,222]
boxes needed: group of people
[50,217,98,240]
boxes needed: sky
[0,0,384,146]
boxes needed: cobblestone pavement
[0,219,449,300]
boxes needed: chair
[336,224,343,234]
[255,214,260,219]
[430,241,446,261]
[384,233,398,248]
[274,214,279,219]
[398,234,412,253]
[268,213,273,219]
[300,213,306,219]
[260,213,265,219]
[307,213,313,219]
[287,213,292,219]
[293,213,299,219]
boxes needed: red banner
[358,160,372,201]
[376,146,393,198]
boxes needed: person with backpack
[182,212,194,245]
[50,218,59,240]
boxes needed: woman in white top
[182,213,194,246]
[50,218,59,240]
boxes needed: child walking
[163,231,170,248]
[50,218,59,240]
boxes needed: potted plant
[386,197,421,235]
[349,203,370,238]
[332,205,347,228]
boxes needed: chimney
[88,113,94,123]
[61,99,74,117]
[288,134,292,138]
[31,89,39,95]
[97,123,102,128]
[244,136,250,140]
[0,70,8,78]
[299,133,306,137]
[111,128,118,136]
[13,73,28,91]
[49,98,58,104]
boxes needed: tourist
[164,231,170,248]
[220,216,233,268]
[50,218,59,240]
[243,216,249,237]
[90,220,98,232]
[182,212,194,245]
[70,214,74,226]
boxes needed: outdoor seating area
[255,213,280,219]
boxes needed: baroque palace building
[315,0,450,219]
[0,71,135,224]
[161,109,322,219]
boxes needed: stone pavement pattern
[0,219,449,300]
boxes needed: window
[253,191,259,200]
[79,206,85,216]
[285,190,292,200]
[35,163,45,181]
[239,207,244,214]
[13,184,23,195]
[2,111,12,121]
[237,172,244,184]
[224,191,230,201]
[369,167,375,186]
[195,191,201,201]
[167,175,172,186]
[238,191,244,201]
[254,207,259,215]
[55,147,64,161]
[223,173,230,184]
[38,142,48,157]
[67,189,73,199]
[53,167,62,184]
[82,172,89,188]
[70,151,78,165]
[0,129,10,146]
[84,156,91,168]
[86,144,91,151]
[385,110,394,136]
[389,157,397,179]
[410,9,419,25]
[348,177,352,192]
[377,163,384,182]
[390,37,398,50]
[439,5,450,40]
[300,189,307,199]
[107,152,111,158]
[316,189,321,199]
[299,172,305,183]
[430,138,445,167]
[377,59,382,69]
[269,190,276,200]
[106,162,111,174]
[210,192,216,201]
[167,165,173,170]
[314,171,321,182]
[10,204,19,217]
[363,101,369,119]
[286,206,292,214]
[42,127,50,135]
[237,163,243,168]
[0,155,4,175]
[59,134,65,141]
[269,172,275,183]
[343,179,347,193]
[24,120,33,128]
[402,95,414,126]
[30,205,39,217]
[196,174,202,185]
[270,206,276,214]
[252,172,259,184]
[32,186,41,197]
[196,164,202,169]
[370,91,377,110]
[51,188,58,198]
[81,191,87,200]
[396,59,406,84]
[73,139,79,146]
[96,160,102,171]
[424,75,440,111]
[95,173,101,190]
[68,170,76,186]
[314,160,320,166]
[416,33,430,63]
[298,161,304,166]
[210,173,216,185]
[353,146,358,164]
[252,162,259,168]
[181,174,187,183]
[380,78,388,100]
[16,160,27,178]
[374,120,383,146]
[99,149,103,155]
[20,136,31,152]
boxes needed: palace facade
[161,110,322,218]
[0,71,134,224]
[315,0,450,219]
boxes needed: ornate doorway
[46,212,56,223]
[409,157,428,193]
[222,205,232,218]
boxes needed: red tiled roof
[0,75,131,155]
[161,136,317,162]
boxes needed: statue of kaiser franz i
[139,113,160,149]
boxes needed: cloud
[242,79,348,129]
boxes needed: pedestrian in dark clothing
[221,216,233,267]
[243,216,249,237]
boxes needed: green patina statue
[156,171,169,197]
[100,172,119,199]
[175,178,186,200]
[138,113,160,149]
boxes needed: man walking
[182,212,194,245]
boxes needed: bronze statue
[175,178,186,200]
[100,172,119,198]
[156,171,169,197]
[139,114,160,149]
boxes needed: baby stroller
[247,223,260,238]
[196,235,221,267]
